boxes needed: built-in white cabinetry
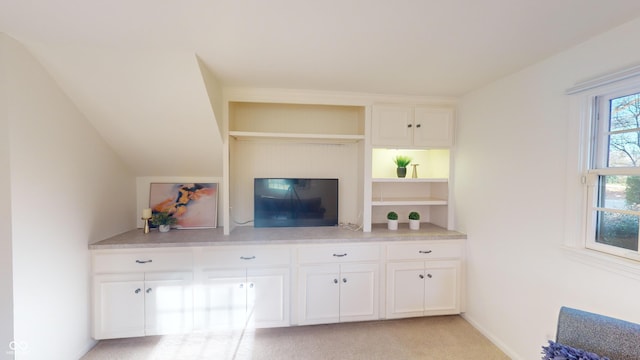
[371,104,454,148]
[91,250,194,339]
[297,244,380,325]
[369,102,455,231]
[385,241,462,319]
[223,91,456,233]
[193,246,291,329]
[91,235,465,339]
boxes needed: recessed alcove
[226,101,366,232]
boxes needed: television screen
[254,178,338,228]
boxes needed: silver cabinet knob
[135,288,142,294]
[333,279,338,284]
[146,288,152,294]
[427,274,432,278]
[419,274,424,279]
[343,278,347,283]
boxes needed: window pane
[607,132,640,167]
[598,175,640,211]
[610,93,640,132]
[595,211,639,251]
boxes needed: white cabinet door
[144,272,194,336]
[198,269,247,329]
[386,261,425,319]
[414,106,454,147]
[372,104,413,147]
[423,260,460,315]
[372,104,454,148]
[298,264,340,325]
[298,263,379,325]
[247,267,290,328]
[386,260,460,319]
[197,267,290,329]
[93,273,145,339]
[339,263,379,322]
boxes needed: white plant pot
[158,224,171,233]
[387,220,398,230]
[409,219,420,230]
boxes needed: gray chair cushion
[556,306,640,360]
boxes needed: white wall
[0,35,15,360]
[456,17,640,359]
[4,35,135,360]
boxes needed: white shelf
[371,197,448,206]
[372,178,448,183]
[230,131,365,143]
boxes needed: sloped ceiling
[3,1,640,176]
[24,44,223,176]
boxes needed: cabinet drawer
[196,246,291,268]
[93,249,193,273]
[387,242,462,260]
[298,244,380,264]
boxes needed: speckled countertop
[89,223,467,249]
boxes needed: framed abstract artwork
[149,183,218,229]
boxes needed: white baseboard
[74,338,98,359]
[461,312,523,360]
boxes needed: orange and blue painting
[149,183,218,228]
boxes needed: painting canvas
[149,183,218,229]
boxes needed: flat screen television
[254,178,338,228]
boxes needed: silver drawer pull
[136,259,153,264]
[240,256,256,260]
[418,250,432,254]
[333,253,347,257]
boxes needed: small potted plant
[387,211,398,230]
[394,155,412,178]
[408,211,420,230]
[151,211,178,233]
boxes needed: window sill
[562,246,640,281]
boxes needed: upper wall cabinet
[371,104,454,148]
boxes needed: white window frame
[568,65,640,268]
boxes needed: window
[586,89,640,261]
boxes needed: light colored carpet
[81,315,509,360]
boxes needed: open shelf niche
[370,148,452,229]
[225,101,367,233]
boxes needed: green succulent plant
[151,211,178,226]
[393,155,412,168]
[387,211,398,220]
[408,211,420,220]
